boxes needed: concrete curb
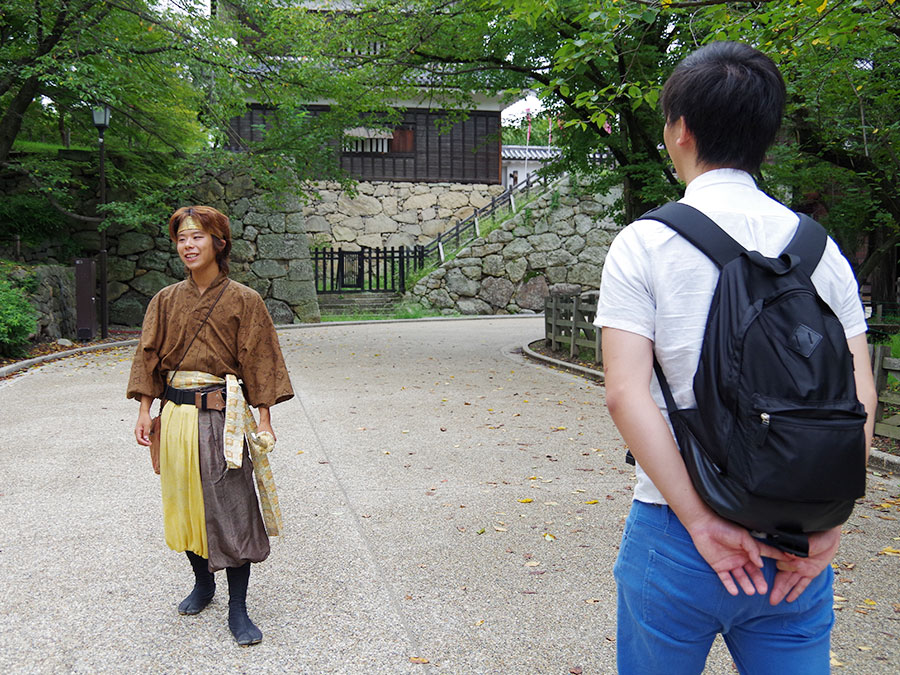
[0,339,140,377]
[521,340,604,382]
[522,341,900,475]
[868,448,900,475]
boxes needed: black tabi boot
[177,551,216,615]
[226,562,262,646]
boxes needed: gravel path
[0,316,897,674]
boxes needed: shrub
[0,276,37,357]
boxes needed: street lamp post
[92,105,111,339]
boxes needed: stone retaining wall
[302,181,506,250]
[405,178,622,314]
[17,265,77,341]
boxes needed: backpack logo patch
[788,323,822,358]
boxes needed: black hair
[661,41,786,173]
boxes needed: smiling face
[176,229,217,277]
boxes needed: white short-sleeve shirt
[595,169,867,505]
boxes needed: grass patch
[320,301,454,322]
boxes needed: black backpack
[642,202,867,557]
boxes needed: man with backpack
[596,41,877,673]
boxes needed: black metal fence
[312,245,425,293]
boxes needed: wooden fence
[543,293,601,365]
[871,343,900,440]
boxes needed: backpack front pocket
[743,397,866,501]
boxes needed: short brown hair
[168,205,232,274]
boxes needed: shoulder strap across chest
[641,201,828,277]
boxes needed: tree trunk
[0,77,41,163]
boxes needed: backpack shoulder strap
[640,202,746,269]
[783,213,828,277]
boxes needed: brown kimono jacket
[128,273,294,570]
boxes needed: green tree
[313,0,900,295]
[0,0,399,233]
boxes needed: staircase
[317,292,403,316]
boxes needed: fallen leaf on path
[409,657,429,664]
[584,500,599,505]
[879,547,900,556]
[518,498,533,503]
[542,532,556,541]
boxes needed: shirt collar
[187,271,228,294]
[684,168,756,197]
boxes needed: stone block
[193,179,224,204]
[332,224,357,243]
[547,249,575,267]
[482,254,505,277]
[565,235,586,255]
[487,229,514,244]
[567,262,602,287]
[421,219,447,238]
[267,214,286,234]
[461,265,482,280]
[403,192,437,211]
[506,258,527,283]
[110,297,146,327]
[426,288,456,309]
[546,266,568,285]
[130,270,172,298]
[271,279,317,306]
[550,283,583,297]
[231,239,256,263]
[257,233,313,259]
[337,193,382,217]
[527,251,548,269]
[445,268,480,297]
[479,276,514,308]
[438,191,470,210]
[138,250,170,272]
[288,259,315,282]
[528,233,561,252]
[108,257,136,282]
[291,298,321,324]
[365,214,399,234]
[243,225,259,242]
[266,299,295,325]
[502,238,533,260]
[232,197,251,219]
[579,245,609,263]
[117,231,155,256]
[457,298,493,315]
[394,210,419,225]
[453,206,476,222]
[225,173,254,200]
[373,184,393,197]
[304,215,330,233]
[107,281,129,302]
[514,275,549,311]
[382,196,399,216]
[386,232,416,250]
[357,234,384,249]
[251,260,288,279]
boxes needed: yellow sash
[167,371,283,536]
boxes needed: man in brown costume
[128,205,293,645]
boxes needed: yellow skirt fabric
[160,400,208,557]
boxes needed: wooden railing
[543,292,601,365]
[871,343,900,440]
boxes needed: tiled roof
[502,145,561,161]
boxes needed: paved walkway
[1,317,897,674]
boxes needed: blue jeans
[615,501,833,674]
